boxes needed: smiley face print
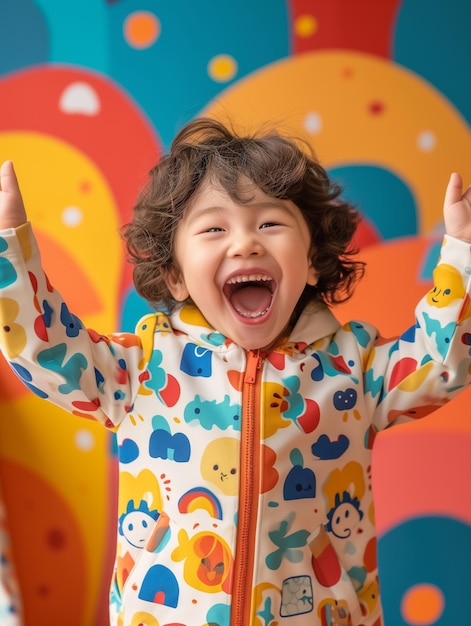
[200,437,240,496]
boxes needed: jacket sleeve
[363,234,471,431]
[0,223,146,428]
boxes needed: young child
[0,117,470,626]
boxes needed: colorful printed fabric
[1,223,471,626]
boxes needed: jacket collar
[169,301,341,354]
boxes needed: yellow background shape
[204,50,471,234]
[0,131,123,624]
[0,131,122,330]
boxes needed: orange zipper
[231,350,262,626]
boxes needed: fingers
[443,172,463,209]
[0,160,19,194]
[463,186,471,216]
[0,161,27,228]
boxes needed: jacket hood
[169,300,342,354]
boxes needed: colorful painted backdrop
[0,1,470,625]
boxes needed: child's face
[165,178,318,351]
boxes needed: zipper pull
[245,350,261,384]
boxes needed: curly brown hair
[122,117,365,315]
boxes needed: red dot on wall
[46,527,66,550]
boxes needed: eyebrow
[186,198,296,224]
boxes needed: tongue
[231,285,272,316]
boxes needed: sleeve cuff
[440,234,471,275]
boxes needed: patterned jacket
[1,223,471,626]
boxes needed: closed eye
[260,222,282,229]
[202,226,225,233]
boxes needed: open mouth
[224,273,275,319]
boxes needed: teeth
[226,274,272,285]
[234,305,271,319]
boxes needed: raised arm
[0,160,145,428]
[0,161,27,229]
[361,173,471,431]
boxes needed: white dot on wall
[304,112,322,134]
[59,82,100,116]
[75,429,95,451]
[417,130,436,152]
[62,206,83,227]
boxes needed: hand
[443,172,471,242]
[0,161,27,229]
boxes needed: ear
[307,261,319,287]
[164,267,190,302]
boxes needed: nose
[227,230,264,257]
